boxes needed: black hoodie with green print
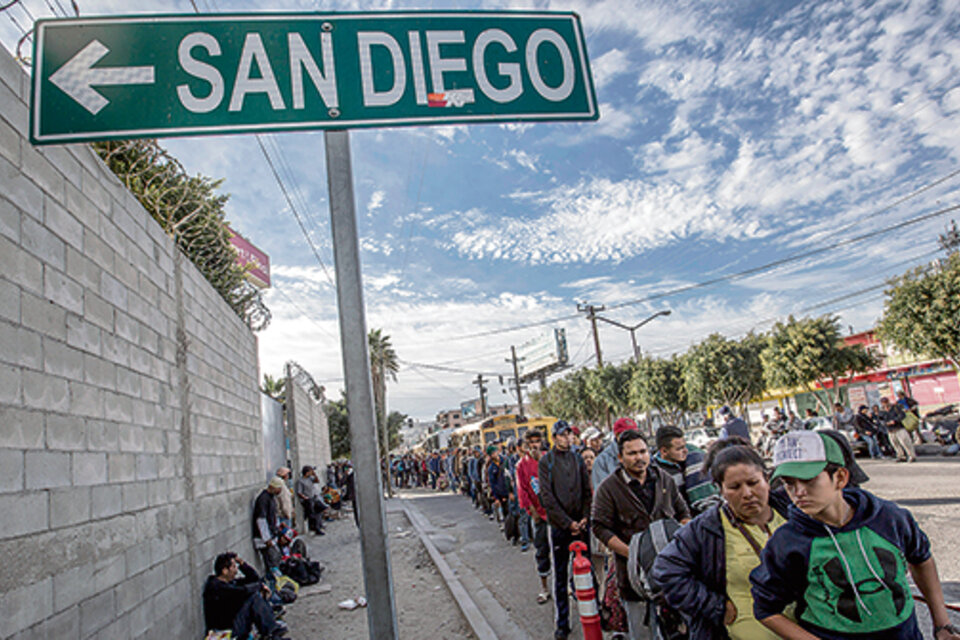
[750,487,929,639]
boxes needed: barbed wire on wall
[286,361,325,402]
[93,139,272,332]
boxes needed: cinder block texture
[0,46,265,640]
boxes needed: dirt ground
[282,505,476,640]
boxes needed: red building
[820,330,960,412]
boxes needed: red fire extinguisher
[570,541,602,640]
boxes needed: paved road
[401,456,960,639]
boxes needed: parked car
[686,426,721,451]
[804,416,868,458]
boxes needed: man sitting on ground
[202,552,290,640]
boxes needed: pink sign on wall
[227,227,270,289]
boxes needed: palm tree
[368,329,399,494]
[261,373,286,403]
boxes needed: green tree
[879,253,960,371]
[762,315,880,413]
[585,362,636,418]
[683,333,766,411]
[386,410,408,451]
[530,367,606,424]
[629,354,691,423]
[260,373,286,403]
[368,329,400,464]
[325,393,351,460]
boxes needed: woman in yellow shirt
[651,439,791,639]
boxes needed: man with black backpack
[592,431,690,639]
[538,420,594,640]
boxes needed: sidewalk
[399,487,583,640]
[282,500,475,639]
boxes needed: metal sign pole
[324,129,399,639]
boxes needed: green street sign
[30,12,598,144]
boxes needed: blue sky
[6,0,960,421]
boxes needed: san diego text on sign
[30,12,598,144]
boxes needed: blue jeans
[231,592,280,639]
[518,510,531,546]
[862,433,882,458]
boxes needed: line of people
[445,413,958,639]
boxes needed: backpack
[279,556,324,586]
[628,519,688,640]
[627,518,681,600]
[503,511,519,542]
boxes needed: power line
[254,135,336,288]
[605,202,960,312]
[399,358,500,377]
[432,182,960,345]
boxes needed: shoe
[317,529,326,536]
[537,591,551,604]
[520,543,529,552]
[554,625,571,639]
[271,620,289,636]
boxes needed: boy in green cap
[750,430,959,639]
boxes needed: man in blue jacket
[651,425,719,514]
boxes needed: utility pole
[507,346,525,418]
[577,302,606,367]
[473,374,488,418]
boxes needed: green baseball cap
[771,430,846,480]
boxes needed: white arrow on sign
[49,39,155,115]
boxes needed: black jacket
[650,490,791,639]
[202,562,262,631]
[252,489,280,543]
[538,447,591,530]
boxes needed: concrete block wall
[287,382,332,477]
[0,45,264,640]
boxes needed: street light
[596,309,672,361]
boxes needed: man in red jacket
[516,429,552,606]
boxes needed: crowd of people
[756,390,925,463]
[198,394,957,640]
[415,404,958,640]
[202,463,358,640]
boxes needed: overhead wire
[254,135,337,288]
[604,202,960,312]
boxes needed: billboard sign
[227,226,270,288]
[460,399,479,419]
[518,328,568,381]
[30,11,598,144]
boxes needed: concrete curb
[399,498,499,640]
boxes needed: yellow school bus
[480,414,556,447]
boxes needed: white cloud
[367,190,385,216]
[447,176,766,264]
[592,48,631,90]
[506,149,540,172]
